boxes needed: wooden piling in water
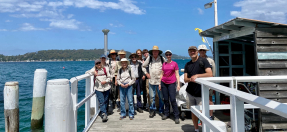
[31,69,47,130]
[4,81,19,132]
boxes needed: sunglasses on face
[95,62,101,65]
[131,56,136,59]
[111,53,117,55]
[199,50,205,51]
[165,54,172,56]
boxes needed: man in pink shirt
[159,50,180,124]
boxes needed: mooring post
[31,69,47,130]
[45,79,74,132]
[4,81,19,132]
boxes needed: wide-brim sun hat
[198,44,209,51]
[108,49,118,58]
[120,58,129,62]
[148,45,163,55]
[165,50,172,54]
[118,50,126,55]
[129,53,139,59]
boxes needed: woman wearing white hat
[117,58,136,120]
[159,50,180,124]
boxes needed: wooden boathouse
[200,17,287,131]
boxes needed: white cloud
[231,0,287,24]
[48,19,81,30]
[5,20,11,22]
[0,29,8,31]
[48,1,63,8]
[67,14,74,19]
[125,30,136,34]
[197,8,204,15]
[19,23,45,31]
[109,23,123,27]
[10,10,64,18]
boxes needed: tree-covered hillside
[0,49,189,61]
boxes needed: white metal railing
[70,73,99,132]
[191,76,287,132]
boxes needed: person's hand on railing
[190,75,198,82]
[94,71,98,76]
[101,81,106,85]
[177,85,180,91]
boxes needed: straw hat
[120,58,129,62]
[148,45,163,55]
[108,49,118,58]
[198,44,209,51]
[118,50,126,55]
[129,53,139,59]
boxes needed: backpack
[148,55,164,66]
[109,58,120,65]
[94,67,107,83]
[119,67,132,79]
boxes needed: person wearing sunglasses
[198,44,216,121]
[129,53,147,113]
[92,59,111,122]
[159,50,180,124]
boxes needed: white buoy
[45,79,75,132]
[31,69,47,130]
[4,81,19,132]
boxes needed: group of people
[86,44,216,132]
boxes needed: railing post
[90,76,96,116]
[45,79,73,132]
[85,78,91,126]
[230,95,244,132]
[70,78,78,132]
[201,84,210,132]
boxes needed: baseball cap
[188,46,197,51]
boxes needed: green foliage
[0,49,189,61]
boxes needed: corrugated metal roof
[200,17,287,38]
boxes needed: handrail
[70,73,100,132]
[191,76,287,132]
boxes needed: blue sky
[1,0,286,56]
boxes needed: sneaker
[209,116,214,120]
[162,115,169,120]
[149,110,155,118]
[117,108,120,112]
[175,118,180,124]
[159,113,164,117]
[119,116,126,120]
[102,114,108,122]
[137,108,143,113]
[129,116,134,120]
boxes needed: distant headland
[0,49,190,62]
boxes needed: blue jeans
[120,84,134,117]
[95,89,110,115]
[149,84,164,113]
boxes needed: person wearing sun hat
[117,58,136,120]
[142,45,166,118]
[107,49,119,112]
[198,44,216,121]
[159,50,180,124]
[114,50,130,112]
[129,53,147,113]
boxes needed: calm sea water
[0,60,189,131]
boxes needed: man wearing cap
[198,44,216,120]
[107,50,119,112]
[142,45,166,118]
[115,49,130,112]
[184,46,212,132]
[129,53,147,113]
